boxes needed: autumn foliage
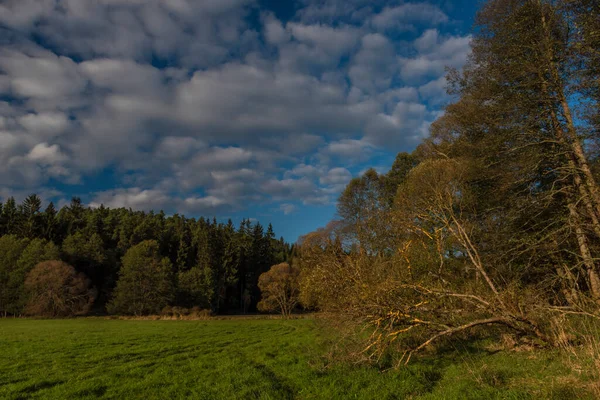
[295,0,600,366]
[24,260,96,317]
[257,263,299,318]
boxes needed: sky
[0,0,478,242]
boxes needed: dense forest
[0,195,292,317]
[294,0,600,364]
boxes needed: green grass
[0,318,596,399]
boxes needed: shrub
[190,306,212,319]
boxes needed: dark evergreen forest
[0,195,293,316]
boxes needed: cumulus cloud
[321,139,376,163]
[0,47,87,104]
[263,13,290,45]
[0,0,473,217]
[26,143,67,165]
[365,101,436,147]
[371,3,448,32]
[0,0,252,68]
[18,112,70,137]
[349,33,397,93]
[89,188,171,210]
[320,167,352,185]
[399,29,471,83]
[418,76,449,105]
[279,203,298,215]
[89,187,234,215]
[288,22,361,55]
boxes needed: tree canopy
[295,0,600,365]
[0,196,292,316]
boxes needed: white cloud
[349,33,397,93]
[89,188,171,210]
[365,101,434,147]
[0,0,473,216]
[322,139,375,162]
[0,0,252,68]
[0,48,86,102]
[184,195,227,209]
[26,143,68,165]
[320,167,352,185]
[418,76,448,104]
[155,136,205,160]
[263,13,290,45]
[279,203,297,215]
[286,164,322,179]
[399,30,471,82]
[18,112,70,138]
[288,23,360,55]
[371,3,448,32]
[414,28,439,52]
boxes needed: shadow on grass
[75,385,108,397]
[247,360,296,399]
[18,380,64,396]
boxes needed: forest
[0,195,293,317]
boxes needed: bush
[190,306,212,319]
[160,306,211,319]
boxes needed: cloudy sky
[0,0,476,241]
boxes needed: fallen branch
[546,306,600,320]
[402,317,515,365]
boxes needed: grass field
[0,318,597,399]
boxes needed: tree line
[0,195,292,316]
[294,0,600,365]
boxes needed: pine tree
[20,194,42,238]
[42,202,57,242]
[2,198,18,235]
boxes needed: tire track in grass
[246,360,296,400]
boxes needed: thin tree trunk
[544,86,600,238]
[558,94,600,218]
[567,201,600,300]
[539,1,600,221]
[449,215,500,296]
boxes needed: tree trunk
[567,201,600,300]
[539,0,600,223]
[558,93,600,219]
[543,84,600,238]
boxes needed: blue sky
[0,0,477,242]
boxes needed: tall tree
[42,202,58,242]
[337,169,392,253]
[2,198,18,236]
[108,240,174,315]
[0,235,30,316]
[433,0,600,299]
[20,194,42,238]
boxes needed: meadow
[0,318,596,399]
